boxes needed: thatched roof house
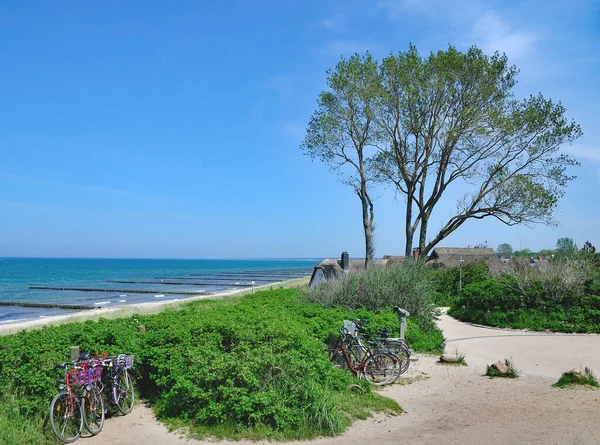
[426,247,503,273]
[309,253,389,287]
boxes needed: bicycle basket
[66,369,88,387]
[88,366,103,384]
[116,354,134,369]
[342,320,357,336]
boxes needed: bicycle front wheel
[49,390,83,443]
[82,386,105,435]
[114,370,135,415]
[362,352,401,386]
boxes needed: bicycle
[99,354,135,415]
[328,320,401,385]
[356,307,413,375]
[49,358,104,443]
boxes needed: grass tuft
[485,358,520,378]
[553,367,599,389]
[438,350,467,366]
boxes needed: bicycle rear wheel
[82,386,105,435]
[362,352,401,386]
[379,341,411,374]
[49,390,83,443]
[114,370,135,415]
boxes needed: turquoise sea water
[0,258,318,324]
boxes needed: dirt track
[85,314,600,445]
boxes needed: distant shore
[0,276,309,336]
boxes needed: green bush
[431,262,492,306]
[0,289,408,441]
[303,261,436,324]
[449,260,600,333]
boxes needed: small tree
[556,237,578,257]
[496,243,513,258]
[302,54,380,267]
[582,241,596,254]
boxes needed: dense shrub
[449,257,600,333]
[303,261,436,324]
[431,261,492,306]
[0,289,412,442]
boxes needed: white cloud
[562,144,600,177]
[470,10,537,61]
[562,144,600,163]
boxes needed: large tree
[371,45,582,257]
[301,53,380,267]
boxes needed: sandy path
[85,315,600,445]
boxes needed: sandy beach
[0,277,309,336]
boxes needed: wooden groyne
[152,276,272,282]
[0,301,98,310]
[106,280,254,287]
[107,280,254,287]
[29,286,214,295]
[190,272,308,277]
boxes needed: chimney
[341,252,349,271]
[412,247,420,260]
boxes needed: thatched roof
[309,257,389,286]
[427,247,502,272]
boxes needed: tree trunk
[360,185,374,268]
[418,213,429,258]
[404,201,414,259]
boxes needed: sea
[0,258,319,325]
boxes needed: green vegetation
[0,390,48,445]
[0,288,439,442]
[485,359,520,378]
[303,261,445,353]
[553,368,599,389]
[431,261,492,306]
[448,253,600,333]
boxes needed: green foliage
[431,262,492,306]
[556,237,578,257]
[449,256,600,333]
[0,390,49,445]
[304,261,436,320]
[302,262,445,353]
[553,368,599,388]
[496,243,513,259]
[0,289,409,441]
[485,359,520,378]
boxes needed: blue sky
[0,0,598,259]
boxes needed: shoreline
[0,276,309,336]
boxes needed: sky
[0,0,598,259]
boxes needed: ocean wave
[0,318,26,324]
[94,301,111,305]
